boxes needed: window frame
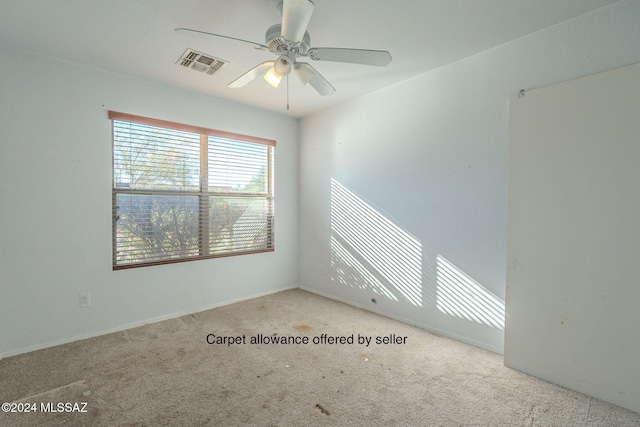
[109,111,275,270]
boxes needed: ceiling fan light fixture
[264,67,283,87]
[294,63,314,85]
[274,56,292,75]
[264,56,292,88]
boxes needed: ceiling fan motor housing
[265,24,310,55]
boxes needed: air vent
[177,49,227,75]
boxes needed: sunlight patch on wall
[330,235,399,301]
[330,178,422,306]
[436,255,505,329]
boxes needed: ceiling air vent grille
[177,49,227,75]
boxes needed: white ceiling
[0,0,620,118]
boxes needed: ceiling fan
[176,0,392,98]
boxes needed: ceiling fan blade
[308,47,392,66]
[175,28,269,51]
[228,61,275,88]
[294,62,335,96]
[281,0,315,43]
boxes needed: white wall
[298,0,640,354]
[0,45,299,357]
[506,63,640,414]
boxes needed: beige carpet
[1,289,638,426]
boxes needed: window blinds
[110,111,275,269]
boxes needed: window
[110,111,275,269]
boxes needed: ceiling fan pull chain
[286,75,290,110]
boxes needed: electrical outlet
[79,293,91,308]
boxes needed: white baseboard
[299,286,503,355]
[3,285,502,359]
[1,286,297,360]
